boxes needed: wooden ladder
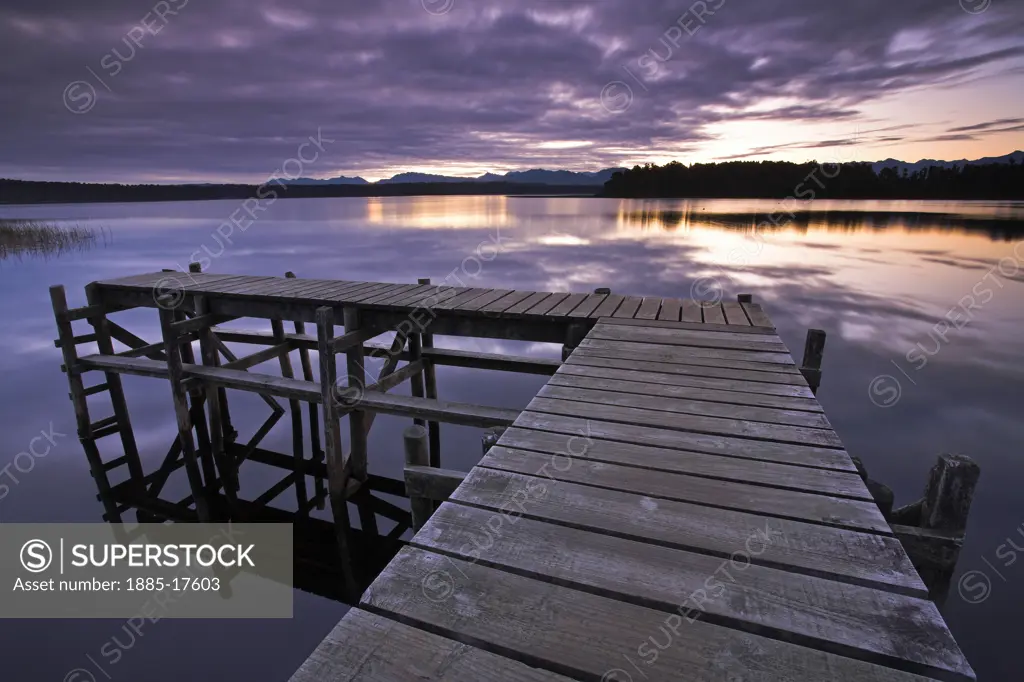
[50,284,144,522]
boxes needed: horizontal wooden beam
[77,354,520,428]
[404,465,466,501]
[208,327,560,375]
[221,341,293,371]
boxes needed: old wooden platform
[290,319,975,681]
[48,270,973,681]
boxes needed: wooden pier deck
[290,319,975,681]
[48,271,973,681]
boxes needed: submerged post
[314,306,358,599]
[403,425,432,532]
[286,271,325,510]
[800,329,826,393]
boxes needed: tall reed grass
[0,219,105,260]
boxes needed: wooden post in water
[189,262,235,446]
[342,306,377,536]
[286,271,325,510]
[157,296,213,522]
[270,312,308,515]
[403,425,432,532]
[314,306,358,598]
[417,277,442,468]
[562,321,588,362]
[800,329,826,393]
[737,293,753,303]
[482,426,506,455]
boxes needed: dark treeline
[0,179,599,205]
[600,160,1024,199]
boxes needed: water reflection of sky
[0,196,1022,680]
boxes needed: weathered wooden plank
[537,383,831,429]
[544,292,588,317]
[526,397,842,449]
[458,289,515,311]
[289,608,577,682]
[414,504,968,680]
[504,291,553,315]
[744,301,774,327]
[578,337,797,367]
[345,282,409,303]
[434,288,493,310]
[480,447,888,532]
[323,281,388,301]
[363,548,949,682]
[722,300,752,325]
[404,465,466,501]
[589,293,624,318]
[588,323,790,352]
[634,296,662,320]
[550,368,822,410]
[680,299,703,322]
[523,292,569,315]
[656,297,681,321]
[358,283,422,305]
[571,347,806,380]
[494,426,869,499]
[566,293,607,318]
[611,295,643,318]
[560,359,816,398]
[452,467,925,596]
[512,411,855,471]
[398,285,462,308]
[477,290,534,314]
[96,271,169,288]
[702,303,727,324]
[598,316,776,335]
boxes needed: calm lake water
[1,196,1021,680]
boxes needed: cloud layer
[1,0,1022,181]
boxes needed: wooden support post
[179,265,216,491]
[737,293,753,303]
[83,283,145,485]
[561,321,588,362]
[272,317,308,515]
[157,297,213,522]
[481,426,506,455]
[403,425,433,532]
[342,306,378,536]
[921,453,980,533]
[287,271,325,511]
[194,282,238,506]
[342,308,369,481]
[50,285,122,522]
[314,306,358,599]
[417,277,441,468]
[408,330,426,427]
[800,328,826,393]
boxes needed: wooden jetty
[49,270,974,681]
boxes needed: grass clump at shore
[0,219,104,260]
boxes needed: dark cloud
[949,117,1024,133]
[0,0,1021,182]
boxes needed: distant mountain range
[872,150,1022,175]
[277,168,625,186]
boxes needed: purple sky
[1,0,1022,183]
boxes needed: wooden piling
[481,426,505,455]
[737,293,753,303]
[271,316,308,515]
[286,271,325,511]
[157,298,213,522]
[561,321,588,362]
[800,328,826,393]
[314,306,358,598]
[417,277,441,468]
[403,425,432,532]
